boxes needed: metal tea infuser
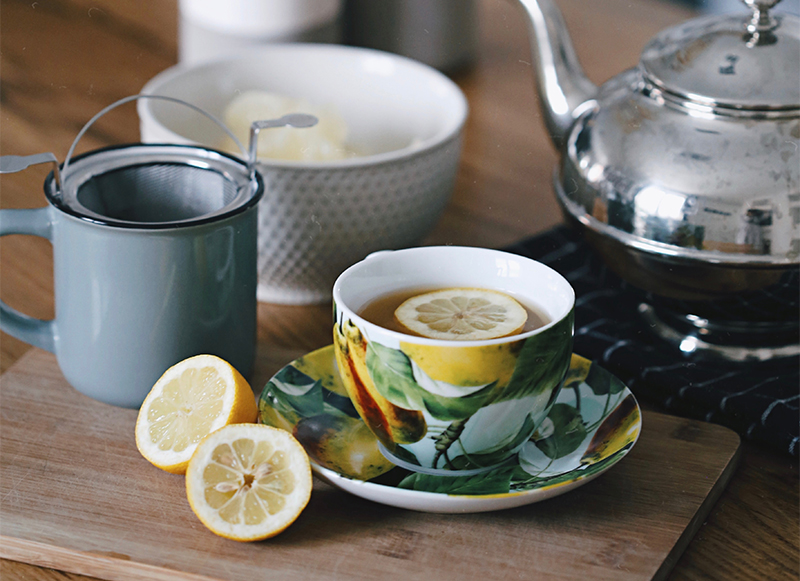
[0,94,317,226]
[0,95,317,407]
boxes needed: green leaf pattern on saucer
[259,346,641,500]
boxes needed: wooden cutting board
[0,348,740,581]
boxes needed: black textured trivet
[505,226,800,457]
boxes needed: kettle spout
[516,0,597,149]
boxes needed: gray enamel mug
[0,96,288,408]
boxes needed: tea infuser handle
[0,206,57,353]
[247,113,318,169]
[61,95,319,185]
[0,153,62,191]
[61,94,250,187]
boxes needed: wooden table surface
[0,0,797,579]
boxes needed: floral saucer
[258,345,641,514]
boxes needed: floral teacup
[332,246,575,475]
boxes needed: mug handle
[0,154,58,353]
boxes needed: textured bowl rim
[138,43,469,169]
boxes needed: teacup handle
[0,204,56,353]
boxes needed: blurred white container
[139,44,468,305]
[179,0,342,64]
[343,0,478,73]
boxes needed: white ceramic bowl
[138,44,468,304]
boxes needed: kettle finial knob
[742,0,781,44]
[743,0,780,7]
[743,0,781,29]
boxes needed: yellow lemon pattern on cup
[399,341,522,389]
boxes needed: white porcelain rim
[333,246,576,348]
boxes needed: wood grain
[1,348,740,581]
[1,0,798,580]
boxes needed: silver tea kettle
[517,0,799,360]
[518,0,798,297]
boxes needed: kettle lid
[639,0,799,113]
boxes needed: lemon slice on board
[135,355,258,475]
[395,288,528,341]
[185,424,312,542]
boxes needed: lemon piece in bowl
[222,90,351,162]
[135,354,258,475]
[185,424,312,541]
[394,288,528,341]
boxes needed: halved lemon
[185,424,312,541]
[395,288,528,341]
[135,355,258,474]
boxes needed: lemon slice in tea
[185,424,312,541]
[394,288,528,341]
